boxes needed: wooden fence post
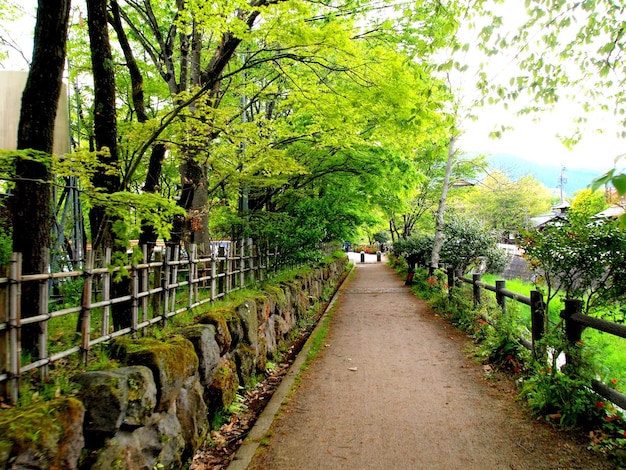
[447,267,454,297]
[226,245,233,294]
[248,238,256,284]
[170,245,180,315]
[8,253,21,403]
[151,250,162,320]
[210,250,217,302]
[258,243,264,283]
[530,290,545,360]
[141,246,149,333]
[38,248,50,380]
[101,249,111,336]
[80,251,94,366]
[0,263,7,400]
[131,259,139,337]
[162,246,171,327]
[189,244,197,308]
[562,299,584,369]
[239,239,245,289]
[472,273,481,307]
[218,246,225,297]
[496,280,506,315]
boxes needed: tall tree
[86,0,120,251]
[13,0,71,352]
[86,0,136,331]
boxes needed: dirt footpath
[241,255,614,469]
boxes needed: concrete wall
[0,70,70,155]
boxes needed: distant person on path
[405,252,418,285]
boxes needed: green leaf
[611,174,626,196]
[590,170,614,191]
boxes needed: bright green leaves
[591,154,626,196]
[521,215,626,312]
[184,0,256,40]
[594,170,626,196]
[449,169,552,235]
[472,0,626,131]
[591,154,626,229]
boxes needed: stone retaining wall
[0,256,348,470]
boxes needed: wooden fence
[0,240,288,403]
[452,269,626,411]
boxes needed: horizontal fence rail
[0,240,291,403]
[454,269,626,411]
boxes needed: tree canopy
[0,0,468,265]
[3,0,625,277]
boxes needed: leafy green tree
[438,214,508,275]
[569,188,608,222]
[100,0,459,256]
[450,170,553,235]
[392,233,435,268]
[372,231,390,245]
[393,214,507,275]
[4,0,464,276]
[521,217,626,324]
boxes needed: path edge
[226,262,356,470]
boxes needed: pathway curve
[232,254,613,470]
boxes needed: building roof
[594,204,626,219]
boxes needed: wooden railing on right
[453,269,626,411]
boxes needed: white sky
[453,1,625,171]
[458,104,625,171]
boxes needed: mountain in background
[469,152,603,198]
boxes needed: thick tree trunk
[87,0,132,330]
[110,2,166,257]
[13,0,71,353]
[138,143,166,252]
[87,0,120,251]
[169,158,209,254]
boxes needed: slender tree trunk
[430,134,456,272]
[110,1,166,257]
[13,0,71,353]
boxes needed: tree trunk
[430,134,456,271]
[13,0,71,353]
[87,0,132,330]
[87,0,120,250]
[110,1,166,257]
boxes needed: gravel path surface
[235,254,614,470]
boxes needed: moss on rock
[207,359,239,411]
[0,397,85,469]
[198,309,233,354]
[110,337,199,412]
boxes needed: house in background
[530,200,571,230]
[594,204,626,220]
